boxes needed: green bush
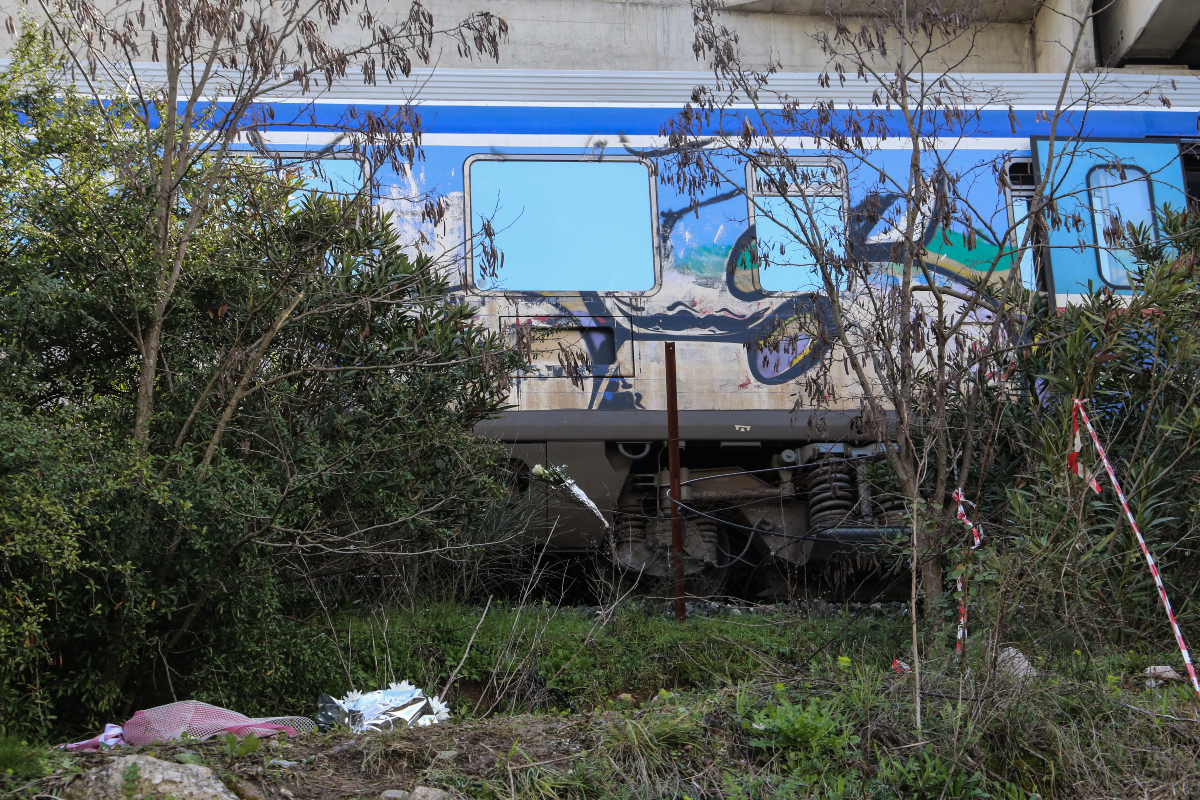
[0,32,521,739]
[741,685,859,755]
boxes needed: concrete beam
[1,0,1036,74]
[1095,0,1200,65]
[1032,0,1097,73]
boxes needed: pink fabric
[64,723,125,751]
[121,701,304,745]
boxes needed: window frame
[1085,162,1158,290]
[745,156,849,296]
[462,152,662,297]
[1002,156,1050,297]
[244,149,371,200]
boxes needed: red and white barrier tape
[1071,399,1200,700]
[952,489,983,653]
[955,572,967,652]
[1069,405,1102,494]
[953,490,984,550]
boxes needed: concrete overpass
[1094,0,1200,68]
[1,0,1197,76]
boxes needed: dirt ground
[50,713,604,799]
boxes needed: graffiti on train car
[373,144,1030,415]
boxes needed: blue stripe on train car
[241,103,1200,140]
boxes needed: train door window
[748,158,847,293]
[1088,164,1157,289]
[464,156,657,293]
[1004,157,1043,295]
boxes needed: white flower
[427,696,451,721]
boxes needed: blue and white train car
[259,69,1200,588]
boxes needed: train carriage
[252,68,1200,592]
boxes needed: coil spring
[616,505,648,543]
[874,494,906,526]
[806,457,856,530]
[693,517,721,548]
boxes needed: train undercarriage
[481,411,905,599]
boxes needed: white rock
[1145,665,1182,681]
[996,647,1037,680]
[380,789,453,800]
[412,788,454,800]
[63,755,237,800]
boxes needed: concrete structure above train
[7,0,1200,78]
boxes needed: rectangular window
[466,157,657,293]
[1088,163,1157,288]
[749,159,847,294]
[1183,145,1200,212]
[251,155,366,202]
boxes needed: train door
[1003,157,1051,299]
[1031,138,1190,307]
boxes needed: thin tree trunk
[910,502,922,731]
[133,318,163,442]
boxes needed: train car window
[1004,158,1043,295]
[1007,160,1037,192]
[754,197,844,292]
[249,155,367,205]
[466,157,656,293]
[1088,164,1156,288]
[748,159,847,294]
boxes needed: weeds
[0,735,47,787]
[17,608,1199,800]
[336,601,909,715]
[741,685,859,755]
[219,731,260,770]
[602,698,704,787]
[121,760,140,800]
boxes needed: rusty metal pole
[665,342,687,621]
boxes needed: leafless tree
[659,0,1153,728]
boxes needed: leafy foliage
[946,206,1200,655]
[741,686,859,754]
[220,731,260,769]
[0,32,522,737]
